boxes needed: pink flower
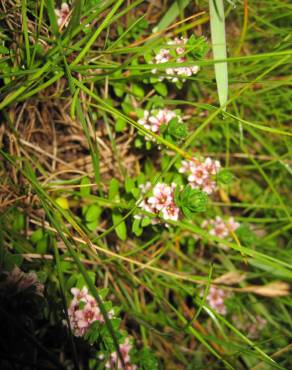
[137,183,180,224]
[151,37,200,83]
[179,160,193,174]
[209,216,230,238]
[202,216,240,242]
[161,202,180,221]
[188,164,209,185]
[154,48,170,63]
[247,316,267,338]
[227,217,240,232]
[55,3,70,27]
[204,157,221,175]
[68,287,109,337]
[75,304,103,328]
[233,314,267,339]
[105,338,137,370]
[201,178,216,194]
[71,286,89,302]
[201,216,240,249]
[206,286,228,315]
[180,157,221,194]
[148,183,174,210]
[148,109,176,130]
[138,109,181,140]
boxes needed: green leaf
[108,178,120,200]
[85,204,102,222]
[115,117,127,132]
[141,217,151,227]
[154,82,168,97]
[1,251,23,271]
[66,274,78,290]
[113,84,125,97]
[144,159,155,177]
[99,288,109,300]
[131,84,144,98]
[31,229,44,243]
[36,236,48,254]
[0,46,9,54]
[125,177,135,193]
[76,271,96,289]
[12,212,25,231]
[135,137,144,149]
[112,211,127,241]
[87,219,98,231]
[132,218,143,236]
[80,176,91,197]
[131,188,140,199]
[146,141,152,150]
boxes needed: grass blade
[209,0,228,110]
[154,0,191,32]
[21,0,31,66]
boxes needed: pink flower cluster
[151,37,199,82]
[179,157,221,194]
[55,3,70,27]
[206,286,228,315]
[247,316,267,338]
[202,216,240,239]
[138,108,181,139]
[68,287,112,337]
[234,315,267,339]
[138,182,180,223]
[105,337,137,370]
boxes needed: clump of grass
[0,1,291,369]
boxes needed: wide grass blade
[209,0,228,110]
